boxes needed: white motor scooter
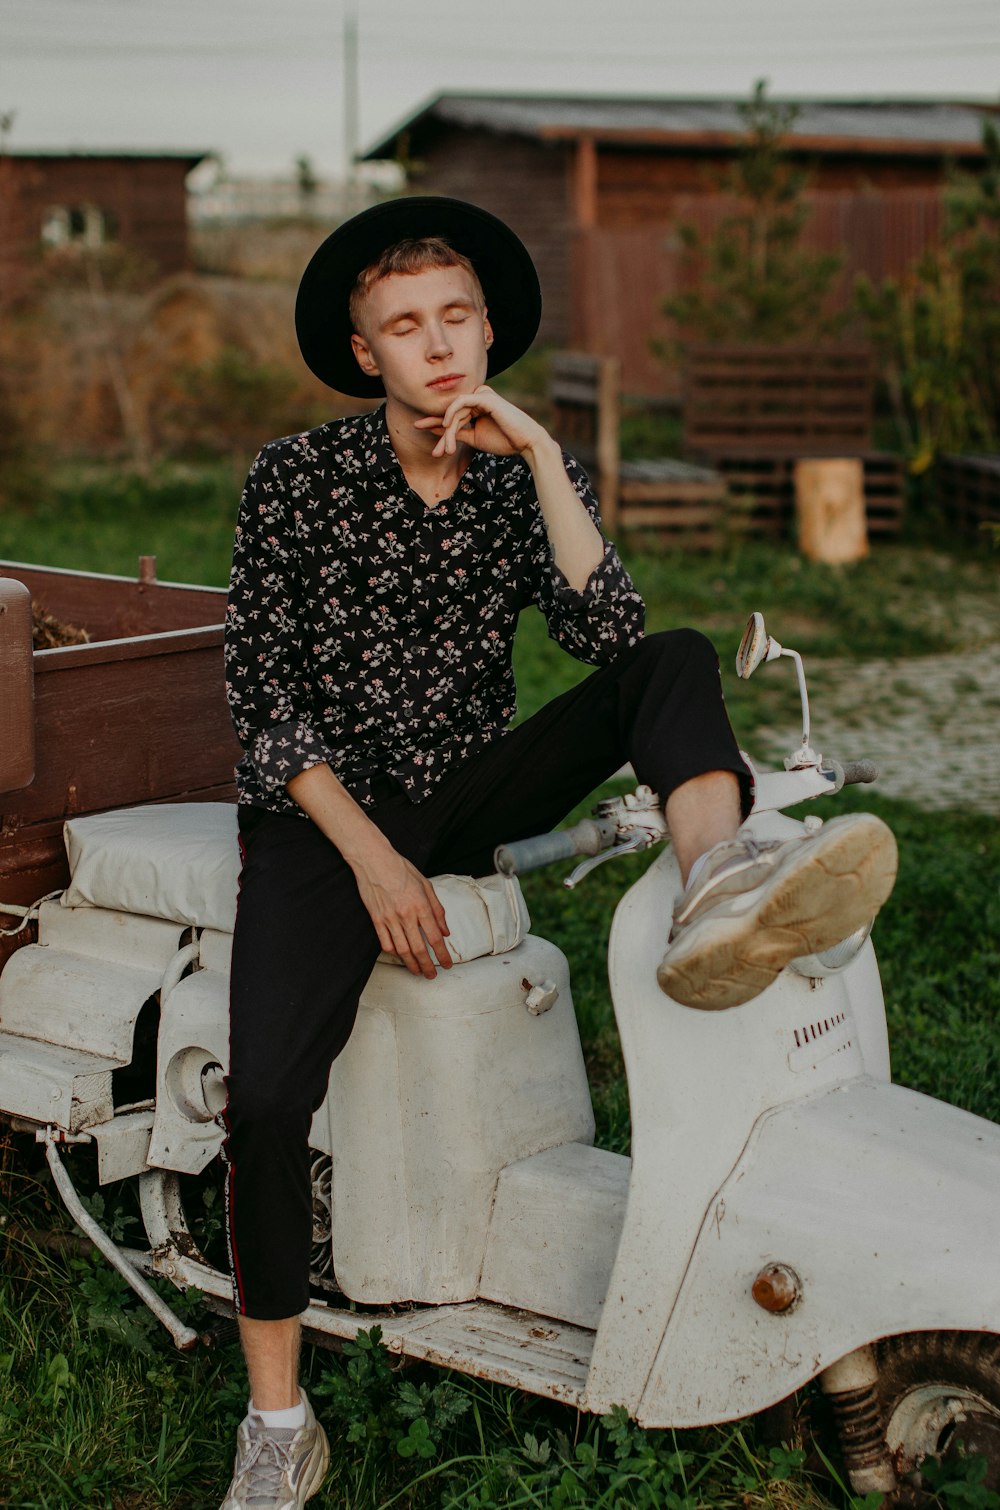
[1,613,998,1498]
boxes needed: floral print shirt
[225,404,645,812]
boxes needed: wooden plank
[936,454,1000,543]
[620,504,722,526]
[572,137,598,230]
[571,195,945,397]
[0,784,238,913]
[0,578,35,794]
[8,639,239,827]
[621,480,726,504]
[1,561,227,640]
[683,344,875,457]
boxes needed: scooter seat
[60,803,529,961]
[63,803,241,932]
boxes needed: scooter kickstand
[40,1129,200,1351]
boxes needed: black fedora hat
[295,196,542,398]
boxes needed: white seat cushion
[63,803,241,933]
[61,803,529,961]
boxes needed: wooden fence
[570,188,945,398]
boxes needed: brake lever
[563,829,648,889]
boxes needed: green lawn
[1,466,998,1508]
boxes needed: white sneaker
[220,1390,330,1510]
[657,813,898,1010]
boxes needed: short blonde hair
[349,236,485,337]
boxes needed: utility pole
[343,0,359,213]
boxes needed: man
[220,196,896,1507]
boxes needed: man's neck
[384,399,471,508]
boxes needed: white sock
[685,850,712,892]
[252,1397,306,1431]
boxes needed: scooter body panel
[639,1076,1000,1425]
[585,817,897,1414]
[320,934,595,1305]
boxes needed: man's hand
[351,843,452,979]
[414,385,554,463]
[415,384,605,592]
[285,761,451,979]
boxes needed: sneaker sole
[658,815,898,1011]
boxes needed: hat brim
[295,196,542,399]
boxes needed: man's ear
[350,332,380,377]
[483,310,494,349]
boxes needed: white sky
[3,0,999,177]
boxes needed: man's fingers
[403,916,440,978]
[421,881,451,967]
[386,917,434,978]
[358,860,452,977]
[425,882,449,936]
[439,404,476,456]
[423,922,452,970]
[386,904,448,979]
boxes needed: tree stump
[794,458,868,563]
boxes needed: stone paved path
[756,645,1000,815]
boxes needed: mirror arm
[780,648,819,767]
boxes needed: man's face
[350,265,493,416]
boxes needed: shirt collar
[361,404,402,482]
[361,403,497,499]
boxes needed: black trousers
[221,630,751,1319]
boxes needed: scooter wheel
[878,1331,1000,1496]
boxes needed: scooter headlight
[789,920,873,979]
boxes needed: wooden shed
[0,150,207,304]
[363,95,992,396]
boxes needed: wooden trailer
[0,560,240,971]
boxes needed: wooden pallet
[714,453,906,539]
[937,455,1000,543]
[683,344,876,457]
[550,351,905,547]
[550,352,727,543]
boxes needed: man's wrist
[519,429,562,468]
[340,822,395,873]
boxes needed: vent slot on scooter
[788,1009,860,1074]
[793,1012,848,1049]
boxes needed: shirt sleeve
[529,451,646,666]
[224,445,337,794]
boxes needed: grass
[1,461,999,1507]
[2,458,995,650]
[3,785,996,1507]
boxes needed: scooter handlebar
[494,816,617,877]
[840,759,879,786]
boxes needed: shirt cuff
[251,718,336,793]
[548,539,630,609]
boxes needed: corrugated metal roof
[364,93,992,157]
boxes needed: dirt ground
[756,644,1000,815]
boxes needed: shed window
[41,204,116,249]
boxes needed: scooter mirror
[736,613,785,680]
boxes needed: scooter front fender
[637,1076,1000,1427]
